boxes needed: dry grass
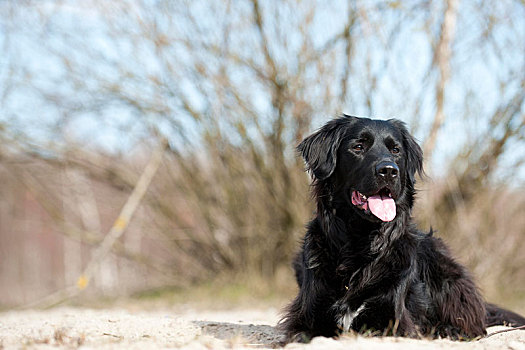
[1,145,524,313]
[415,178,525,313]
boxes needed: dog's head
[298,115,423,223]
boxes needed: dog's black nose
[376,161,399,180]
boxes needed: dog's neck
[317,194,412,252]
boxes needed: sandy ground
[0,307,524,349]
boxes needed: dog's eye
[391,147,400,154]
[353,144,364,152]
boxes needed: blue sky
[0,0,524,180]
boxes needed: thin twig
[18,138,168,309]
[484,325,525,338]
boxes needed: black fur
[280,115,525,342]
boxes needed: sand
[0,307,524,349]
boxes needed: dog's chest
[337,302,367,332]
[334,244,375,279]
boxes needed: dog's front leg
[279,269,339,342]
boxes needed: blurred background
[0,0,524,312]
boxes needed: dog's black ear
[389,119,423,183]
[298,116,352,180]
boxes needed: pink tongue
[368,194,396,222]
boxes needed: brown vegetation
[0,1,523,311]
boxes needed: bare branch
[422,0,460,163]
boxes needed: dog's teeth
[388,193,392,198]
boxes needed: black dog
[280,115,525,342]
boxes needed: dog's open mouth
[351,188,396,222]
